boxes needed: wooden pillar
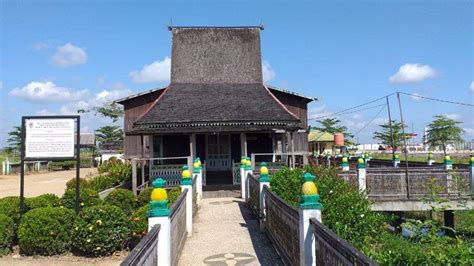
[189,134,196,173]
[291,131,295,168]
[141,135,145,186]
[240,133,247,157]
[272,133,276,162]
[282,132,288,165]
[132,159,137,196]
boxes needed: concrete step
[202,185,241,198]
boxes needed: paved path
[0,168,98,198]
[178,197,282,266]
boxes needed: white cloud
[444,113,461,120]
[308,105,333,120]
[389,63,437,83]
[262,61,276,83]
[51,43,88,67]
[33,42,49,51]
[129,57,171,83]
[9,81,88,102]
[470,81,474,92]
[463,127,474,137]
[409,92,424,101]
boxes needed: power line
[353,104,387,136]
[308,93,396,121]
[399,92,474,107]
[309,103,387,121]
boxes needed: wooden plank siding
[122,89,166,158]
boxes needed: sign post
[20,116,80,214]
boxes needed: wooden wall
[269,89,309,129]
[121,89,165,158]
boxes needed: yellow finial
[302,181,318,195]
[151,188,168,201]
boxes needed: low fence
[311,218,376,265]
[192,176,197,217]
[248,174,260,217]
[263,186,300,265]
[170,189,188,266]
[121,225,161,266]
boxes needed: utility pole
[386,96,395,161]
[397,92,410,199]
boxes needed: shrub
[62,188,101,210]
[99,158,131,184]
[73,205,131,256]
[0,214,14,256]
[0,197,21,232]
[18,207,75,255]
[168,187,182,207]
[87,175,115,192]
[25,194,60,211]
[129,205,150,247]
[65,177,89,190]
[269,167,305,207]
[137,187,153,207]
[104,189,136,215]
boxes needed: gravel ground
[0,168,98,198]
[178,197,283,266]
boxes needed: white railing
[250,152,311,169]
[232,161,241,184]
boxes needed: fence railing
[263,185,300,265]
[248,174,260,217]
[310,218,377,266]
[170,189,187,266]
[121,225,160,266]
[192,176,198,217]
[251,152,311,169]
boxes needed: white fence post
[244,157,252,202]
[356,158,367,191]
[2,160,6,175]
[258,162,270,232]
[444,155,453,170]
[427,152,435,166]
[181,165,193,237]
[240,157,247,200]
[147,178,171,266]
[341,156,349,171]
[393,154,400,168]
[298,172,322,266]
[193,158,203,203]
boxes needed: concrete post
[131,159,138,196]
[393,154,400,168]
[341,156,349,171]
[469,155,474,194]
[240,156,247,200]
[357,158,367,191]
[244,157,252,202]
[444,155,453,170]
[427,152,435,166]
[259,162,270,231]
[181,165,193,237]
[147,178,172,266]
[299,172,323,266]
[193,158,202,203]
[2,161,5,175]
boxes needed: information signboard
[25,118,75,159]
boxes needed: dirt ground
[0,168,98,198]
[0,247,128,266]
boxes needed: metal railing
[170,189,187,266]
[121,225,160,266]
[310,218,377,266]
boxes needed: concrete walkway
[178,197,282,266]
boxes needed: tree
[78,102,124,122]
[95,125,124,144]
[6,126,22,153]
[426,115,463,156]
[373,120,408,151]
[313,118,354,145]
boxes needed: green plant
[167,187,182,207]
[269,167,305,206]
[104,189,136,215]
[18,207,75,255]
[99,159,132,184]
[61,188,101,210]
[73,205,131,256]
[87,175,115,192]
[0,197,21,232]
[137,187,153,207]
[0,214,14,256]
[129,205,150,247]
[65,177,90,190]
[25,194,60,211]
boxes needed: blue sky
[1,0,473,146]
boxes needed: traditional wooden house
[116,26,315,186]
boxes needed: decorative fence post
[393,154,400,168]
[181,165,193,236]
[193,158,202,203]
[148,178,172,266]
[340,156,349,171]
[240,156,247,200]
[444,155,453,170]
[356,158,367,191]
[469,155,474,194]
[259,162,270,231]
[244,157,252,202]
[2,160,6,175]
[298,172,323,266]
[427,152,435,166]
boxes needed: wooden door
[206,134,231,171]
